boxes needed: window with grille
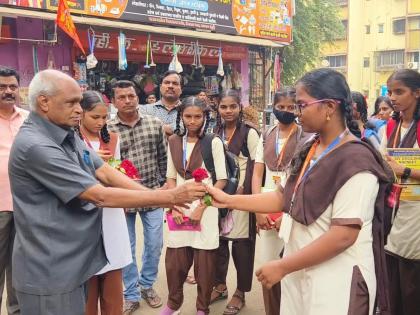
[249,50,265,111]
[326,55,347,68]
[376,50,404,68]
[393,19,406,34]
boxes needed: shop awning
[0,6,285,48]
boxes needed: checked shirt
[108,111,167,212]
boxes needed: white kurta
[166,137,227,250]
[380,126,420,259]
[281,172,379,315]
[254,133,285,262]
[89,139,132,274]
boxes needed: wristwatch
[401,167,412,182]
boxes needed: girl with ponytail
[381,69,420,315]
[207,68,392,315]
[79,91,132,315]
[162,96,227,315]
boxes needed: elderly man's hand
[171,181,206,207]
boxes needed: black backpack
[200,134,240,217]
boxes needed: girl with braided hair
[162,96,227,315]
[351,91,367,138]
[207,68,392,315]
[78,90,132,315]
[211,89,260,315]
[380,69,420,315]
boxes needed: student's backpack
[386,119,420,145]
[200,134,240,217]
[363,118,387,150]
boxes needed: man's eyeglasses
[0,84,18,92]
[294,99,339,114]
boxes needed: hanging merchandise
[192,41,202,68]
[168,39,183,73]
[273,53,281,91]
[118,31,128,70]
[32,45,39,74]
[216,47,225,77]
[86,28,98,70]
[47,49,56,69]
[144,34,156,69]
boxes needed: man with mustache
[140,70,182,137]
[107,80,168,314]
[0,66,26,315]
[8,70,206,315]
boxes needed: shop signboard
[78,29,249,61]
[4,0,293,43]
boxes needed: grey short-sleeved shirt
[9,112,107,295]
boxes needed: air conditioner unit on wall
[407,62,419,70]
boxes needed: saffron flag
[56,0,85,54]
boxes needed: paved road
[1,218,269,315]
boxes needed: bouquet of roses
[192,168,212,206]
[108,158,140,180]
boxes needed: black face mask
[273,109,296,125]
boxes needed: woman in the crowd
[77,91,132,315]
[252,88,309,315]
[211,89,260,315]
[380,69,420,315]
[146,93,157,104]
[373,96,393,121]
[161,96,227,315]
[208,68,392,315]
[351,91,367,137]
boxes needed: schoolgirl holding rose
[208,69,392,315]
[77,91,131,315]
[161,96,227,315]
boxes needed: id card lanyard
[279,129,349,243]
[222,127,236,145]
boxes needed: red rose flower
[192,168,209,182]
[120,160,140,180]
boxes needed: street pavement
[1,218,269,315]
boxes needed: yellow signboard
[388,148,420,201]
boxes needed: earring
[326,114,331,121]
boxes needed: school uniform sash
[168,134,203,180]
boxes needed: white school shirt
[166,137,227,250]
[380,126,420,259]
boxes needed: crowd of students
[3,65,419,315]
[77,67,420,315]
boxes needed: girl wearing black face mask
[251,88,311,315]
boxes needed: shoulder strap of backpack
[386,119,397,140]
[200,134,217,184]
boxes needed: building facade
[321,0,420,107]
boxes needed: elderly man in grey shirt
[8,69,206,315]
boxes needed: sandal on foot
[185,275,197,285]
[222,292,245,315]
[210,287,228,304]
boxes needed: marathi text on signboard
[6,0,293,43]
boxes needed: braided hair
[216,89,244,131]
[387,69,420,123]
[174,96,210,138]
[78,90,111,143]
[290,68,357,174]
